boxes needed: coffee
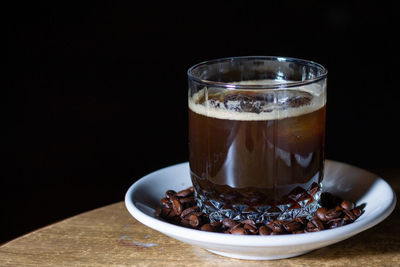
[188,80,326,221]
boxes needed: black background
[4,1,397,243]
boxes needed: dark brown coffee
[189,87,326,217]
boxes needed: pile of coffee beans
[155,186,363,235]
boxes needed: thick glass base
[195,187,322,224]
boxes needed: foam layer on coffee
[189,80,326,121]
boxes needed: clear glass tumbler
[188,56,327,223]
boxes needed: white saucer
[125,160,396,260]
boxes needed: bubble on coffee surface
[189,79,326,121]
[217,90,312,113]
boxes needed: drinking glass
[188,56,327,223]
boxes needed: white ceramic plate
[125,160,396,260]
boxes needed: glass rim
[187,56,328,90]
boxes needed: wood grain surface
[1,168,399,266]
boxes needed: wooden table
[1,168,399,266]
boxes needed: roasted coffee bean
[179,197,195,204]
[166,208,176,218]
[305,220,322,232]
[310,217,324,230]
[343,209,356,221]
[180,206,199,218]
[292,230,305,234]
[160,207,172,217]
[161,197,172,208]
[180,219,190,227]
[228,223,241,233]
[306,221,316,229]
[188,214,201,228]
[172,198,183,215]
[191,211,206,217]
[284,220,302,232]
[176,189,193,198]
[341,200,355,210]
[222,218,239,228]
[352,208,362,217]
[305,227,320,232]
[231,227,247,235]
[316,207,328,222]
[325,209,342,220]
[165,190,176,199]
[200,223,214,232]
[267,220,284,233]
[327,218,344,229]
[188,186,194,193]
[335,206,343,211]
[258,225,271,235]
[243,223,258,234]
[305,220,321,232]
